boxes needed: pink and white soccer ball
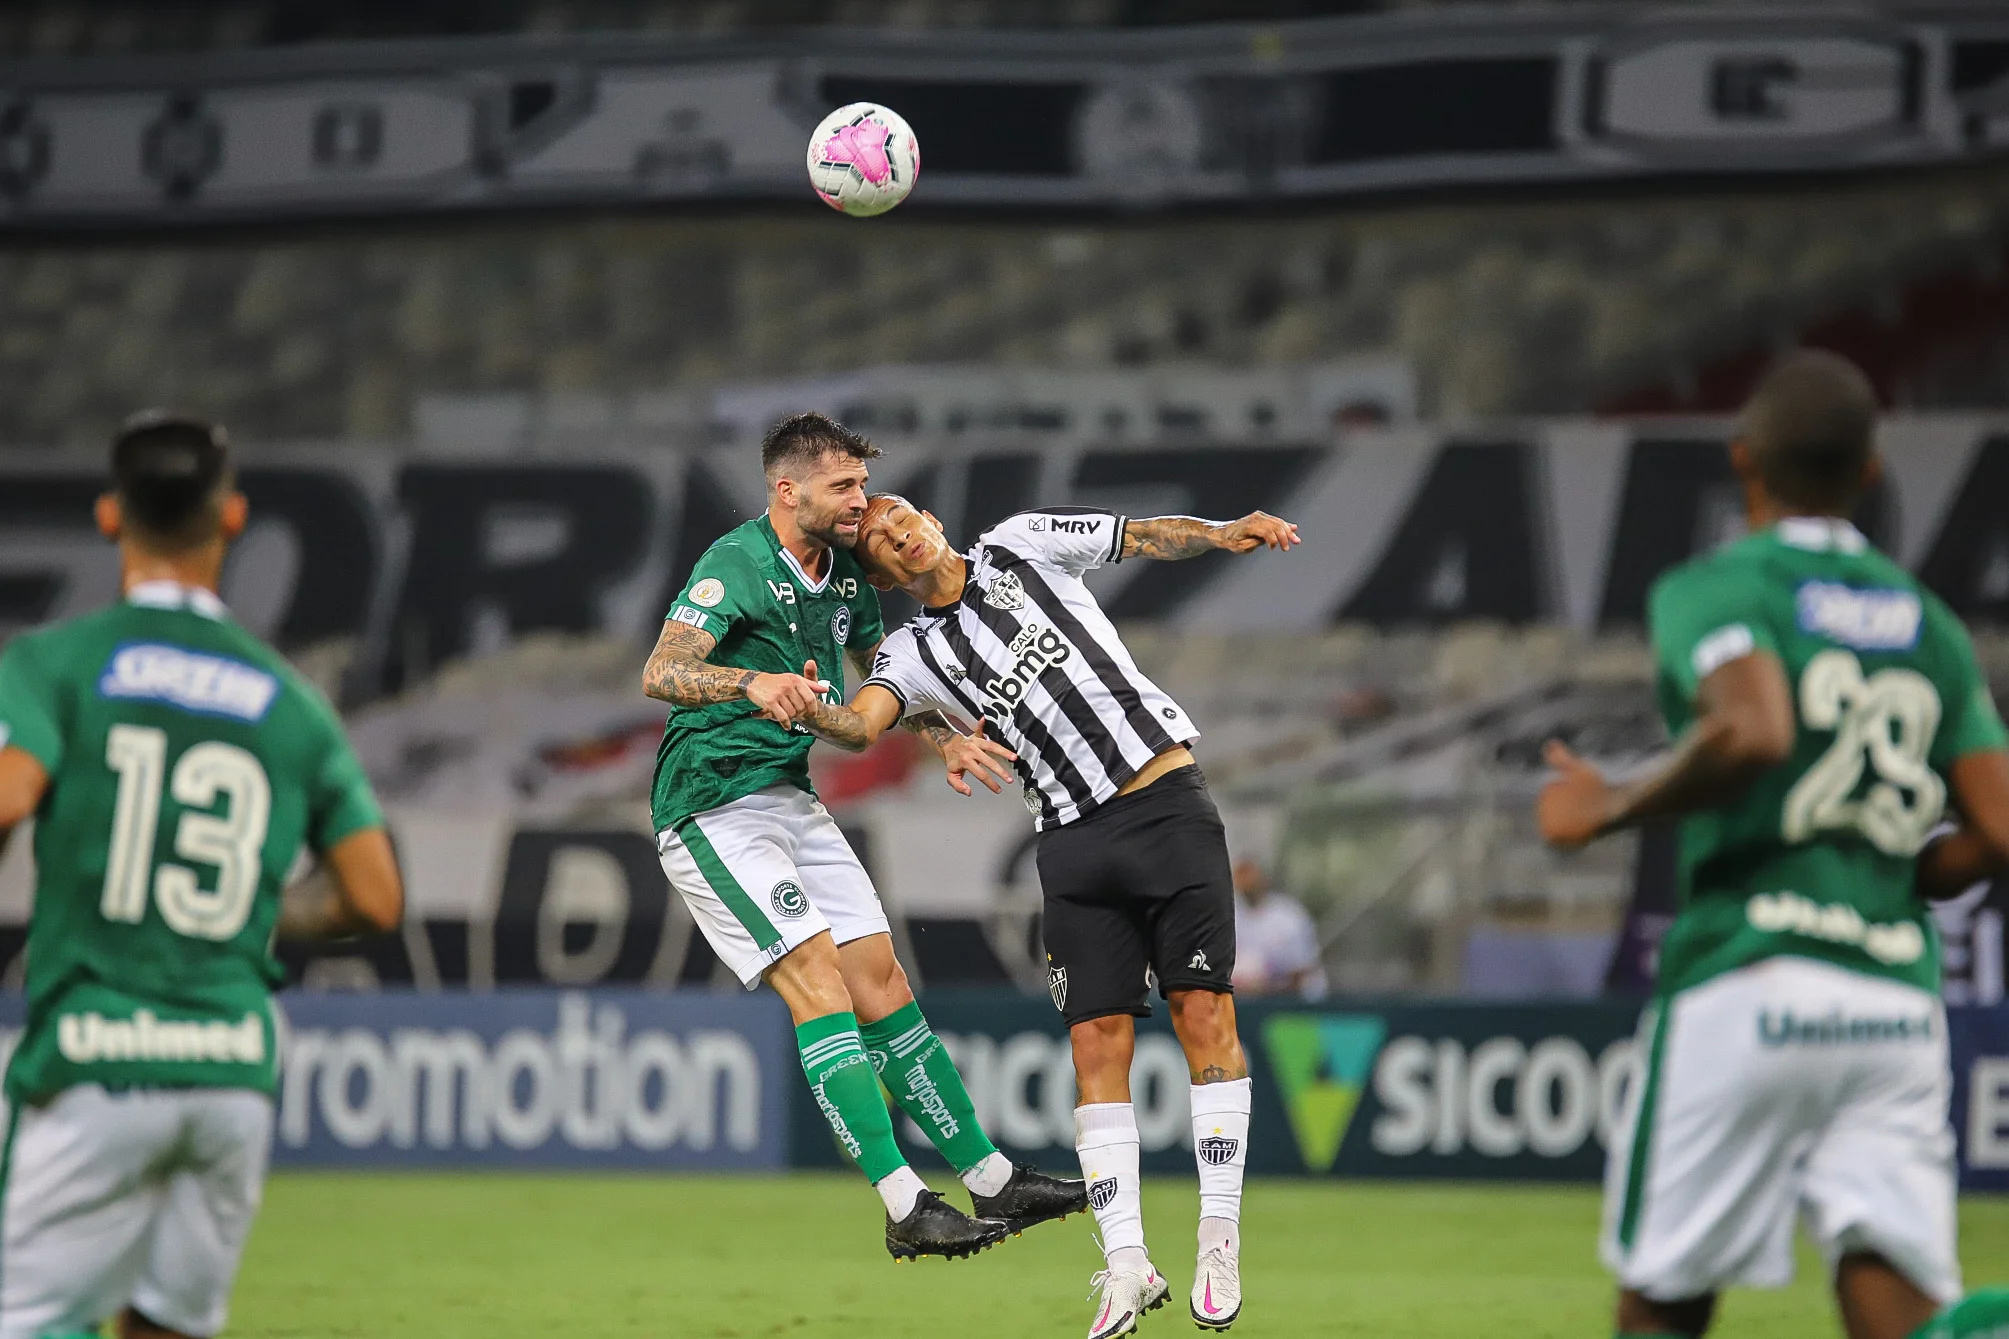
[806,103,919,217]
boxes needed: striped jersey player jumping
[1539,351,2009,1339]
[639,412,1085,1264]
[801,492,1299,1338]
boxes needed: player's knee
[1168,990,1237,1051]
[767,937,853,1021]
[1069,1015,1134,1078]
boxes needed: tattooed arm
[641,620,830,726]
[847,639,962,758]
[1121,511,1300,561]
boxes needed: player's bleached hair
[760,411,881,483]
[110,410,233,551]
[1738,349,1878,512]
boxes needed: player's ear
[95,492,122,541]
[866,567,897,592]
[219,490,249,541]
[921,509,942,532]
[1727,437,1757,481]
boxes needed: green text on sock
[862,1000,1000,1176]
[798,1011,909,1185]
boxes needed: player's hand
[1537,740,1617,850]
[1217,511,1300,554]
[942,722,1018,796]
[746,661,833,726]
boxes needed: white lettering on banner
[922,1031,1190,1152]
[278,995,759,1154]
[1369,1034,1638,1159]
[1971,1057,2009,1170]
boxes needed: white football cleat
[1085,1263,1170,1339]
[1190,1245,1241,1330]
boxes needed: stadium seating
[3,173,2006,448]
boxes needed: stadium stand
[3,169,2006,447]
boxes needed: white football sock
[1191,1078,1251,1252]
[876,1164,928,1221]
[961,1150,1015,1198]
[1076,1102,1150,1274]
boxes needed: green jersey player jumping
[1539,351,2009,1339]
[0,414,404,1339]
[639,412,1084,1261]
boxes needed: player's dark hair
[760,411,880,482]
[110,411,232,550]
[1737,349,1878,512]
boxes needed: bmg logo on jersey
[981,624,1072,721]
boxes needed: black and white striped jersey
[862,507,1198,830]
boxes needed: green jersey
[0,582,383,1103]
[650,517,884,830]
[1648,517,2008,997]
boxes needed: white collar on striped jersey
[126,580,229,620]
[1775,517,1867,554]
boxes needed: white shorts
[0,1085,273,1339]
[1602,956,1960,1305]
[656,785,891,988]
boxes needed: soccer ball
[806,103,919,217]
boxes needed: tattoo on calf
[1198,1064,1236,1084]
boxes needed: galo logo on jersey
[981,624,1071,721]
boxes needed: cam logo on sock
[1197,1136,1240,1165]
[1088,1177,1119,1211]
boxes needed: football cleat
[970,1161,1090,1235]
[885,1189,1009,1262]
[1085,1264,1169,1339]
[1190,1245,1241,1330]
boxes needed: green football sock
[861,1000,1000,1176]
[798,1011,908,1184]
[1910,1288,2009,1338]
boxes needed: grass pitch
[233,1173,2009,1338]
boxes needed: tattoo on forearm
[1122,515,1221,561]
[800,701,872,751]
[902,711,960,755]
[641,623,756,706]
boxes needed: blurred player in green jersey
[0,414,403,1339]
[1539,351,2009,1339]
[640,412,1083,1262]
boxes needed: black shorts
[1036,765,1237,1026]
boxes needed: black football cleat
[970,1161,1091,1236]
[885,1189,1010,1262]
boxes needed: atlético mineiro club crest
[1048,961,1068,1012]
[984,570,1027,613]
[1088,1177,1118,1211]
[1197,1136,1239,1166]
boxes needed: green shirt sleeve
[300,690,384,851]
[0,634,64,773]
[666,543,765,643]
[1648,562,1781,703]
[1926,600,2009,769]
